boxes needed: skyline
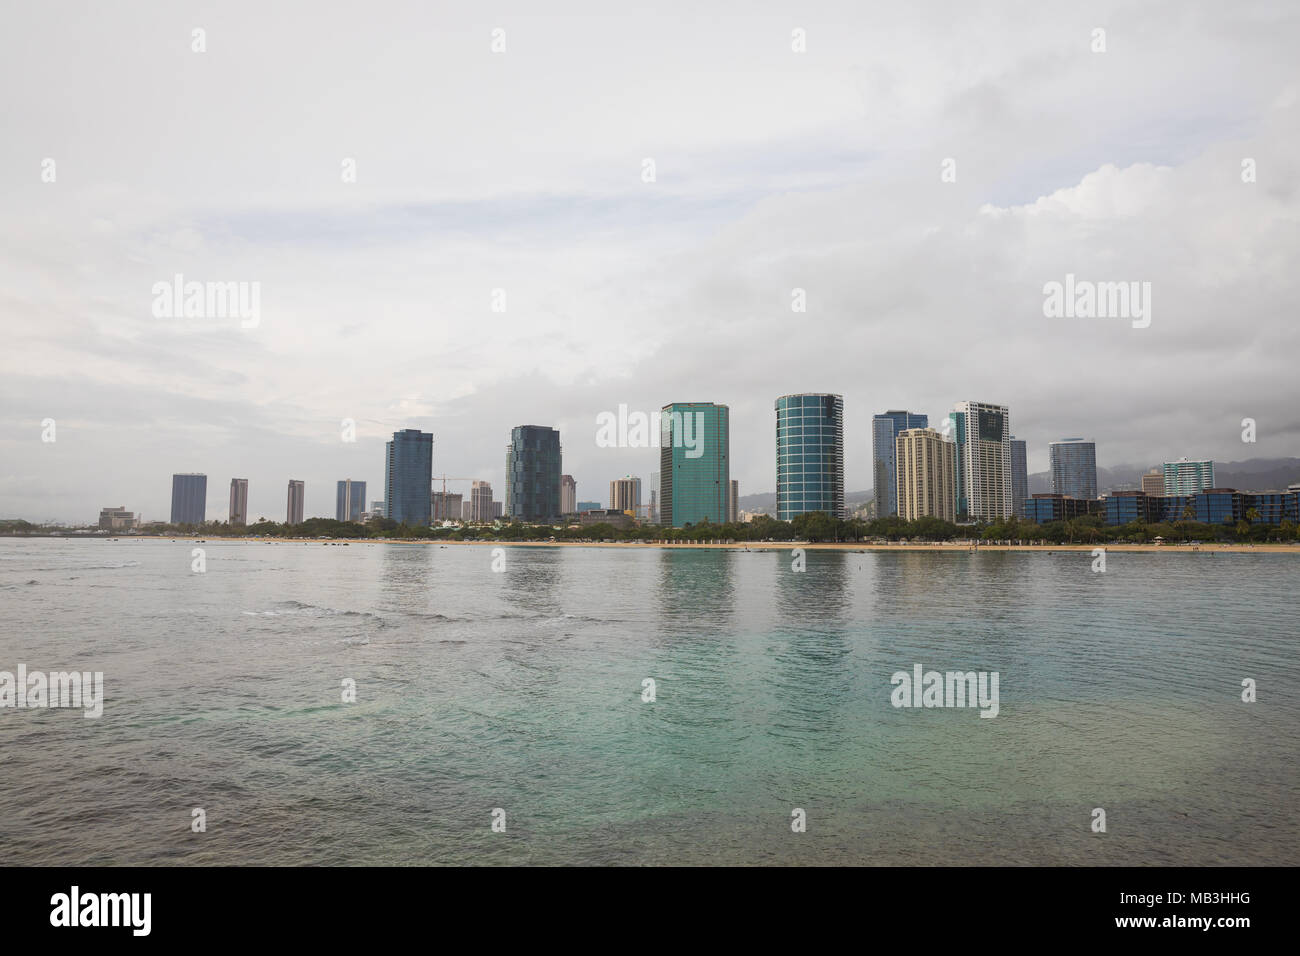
[22,406,1288,526]
[4,2,1298,523]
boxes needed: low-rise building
[1023,494,1103,523]
[98,507,137,530]
[578,509,635,530]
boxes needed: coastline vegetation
[3,511,1297,544]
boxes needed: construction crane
[432,475,479,496]
[431,475,482,521]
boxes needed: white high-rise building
[471,481,494,522]
[1163,459,1215,496]
[950,401,1012,521]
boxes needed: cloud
[2,0,1298,520]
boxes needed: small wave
[241,600,389,628]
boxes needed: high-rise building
[461,499,473,521]
[560,475,577,515]
[431,491,463,521]
[1049,439,1097,500]
[610,476,641,513]
[895,427,957,522]
[385,429,434,525]
[728,479,739,523]
[1010,438,1028,518]
[776,394,845,520]
[471,481,494,522]
[1140,470,1164,496]
[286,480,305,524]
[1163,459,1215,496]
[492,501,503,519]
[951,401,1012,521]
[335,479,366,522]
[660,402,729,528]
[872,410,929,517]
[576,500,601,512]
[228,478,249,525]
[649,471,660,524]
[506,425,562,522]
[170,473,207,525]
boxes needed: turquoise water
[0,538,1296,865]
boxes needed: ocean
[1,538,1297,865]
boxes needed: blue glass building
[1102,489,1299,525]
[1023,493,1102,522]
[1105,491,1161,525]
[777,394,845,520]
[336,480,366,522]
[1011,438,1028,518]
[170,473,207,525]
[872,410,928,517]
[506,425,562,522]
[384,429,433,525]
[1049,439,1098,499]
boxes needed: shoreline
[52,537,1300,554]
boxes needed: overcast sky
[2,1,1298,522]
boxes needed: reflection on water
[0,539,1297,865]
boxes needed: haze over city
[3,1,1298,523]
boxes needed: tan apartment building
[896,427,957,522]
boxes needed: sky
[2,0,1298,523]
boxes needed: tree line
[8,510,1296,544]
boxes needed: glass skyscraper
[505,425,562,522]
[1049,438,1097,499]
[286,480,305,524]
[1010,438,1028,517]
[170,473,207,525]
[776,393,845,520]
[336,479,366,522]
[384,429,433,525]
[872,410,928,517]
[659,402,728,527]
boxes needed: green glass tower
[776,393,845,520]
[659,402,729,528]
